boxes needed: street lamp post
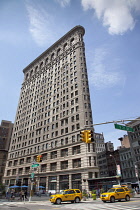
[110,154,120,185]
[135,163,140,190]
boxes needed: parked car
[50,189,82,204]
[100,187,131,203]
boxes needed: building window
[72,135,75,142]
[50,162,57,171]
[51,151,57,159]
[8,161,12,167]
[26,157,31,163]
[13,160,18,166]
[61,160,68,170]
[41,164,47,172]
[61,148,68,157]
[7,170,10,176]
[20,158,24,164]
[72,145,80,155]
[25,167,30,174]
[73,158,81,168]
[42,153,47,160]
[12,169,16,175]
[61,139,64,145]
[18,168,23,174]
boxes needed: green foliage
[92,189,96,194]
[82,189,88,198]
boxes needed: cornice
[23,25,85,74]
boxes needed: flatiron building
[3,25,98,192]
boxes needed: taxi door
[64,190,75,201]
[115,188,125,199]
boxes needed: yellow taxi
[100,187,131,203]
[50,189,82,204]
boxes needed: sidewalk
[0,195,50,203]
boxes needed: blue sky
[0,0,140,149]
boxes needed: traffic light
[80,130,86,142]
[36,155,42,162]
[80,130,94,143]
[40,155,42,162]
[36,155,40,162]
[86,130,94,143]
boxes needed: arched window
[57,48,61,56]
[40,62,43,69]
[30,69,33,77]
[45,57,48,65]
[70,38,74,45]
[35,66,38,73]
[64,43,67,51]
[51,53,55,60]
[25,73,29,80]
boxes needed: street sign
[31,164,39,167]
[114,124,134,132]
[30,173,34,178]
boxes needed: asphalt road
[0,197,140,210]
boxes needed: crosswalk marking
[62,203,140,210]
[0,201,140,210]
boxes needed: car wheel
[110,196,115,203]
[75,197,80,203]
[56,198,62,204]
[125,195,130,201]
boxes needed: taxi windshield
[107,188,115,192]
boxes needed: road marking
[62,203,140,210]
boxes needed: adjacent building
[3,26,99,192]
[126,118,140,187]
[0,120,13,183]
[95,132,105,153]
[119,147,135,184]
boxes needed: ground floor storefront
[4,170,96,193]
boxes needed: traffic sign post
[30,173,34,179]
[114,124,134,132]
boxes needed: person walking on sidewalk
[24,190,28,200]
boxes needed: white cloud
[55,0,70,7]
[89,47,126,89]
[26,2,57,47]
[81,0,140,35]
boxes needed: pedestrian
[21,190,25,201]
[11,189,15,200]
[24,190,28,200]
[136,186,139,194]
[19,191,22,201]
[6,190,11,201]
